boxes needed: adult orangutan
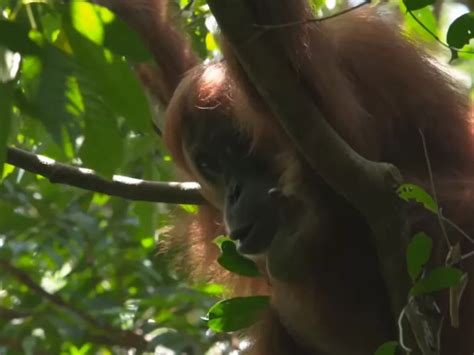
[103,0,474,353]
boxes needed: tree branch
[5,147,204,205]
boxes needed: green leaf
[411,267,463,296]
[180,204,199,214]
[195,283,227,296]
[35,46,75,142]
[407,232,433,282]
[207,296,270,332]
[64,24,151,133]
[215,237,260,277]
[397,183,437,213]
[403,0,435,11]
[0,83,13,176]
[374,341,398,355]
[132,202,155,239]
[0,20,41,56]
[71,1,104,45]
[447,12,474,50]
[402,6,438,43]
[79,104,123,177]
[205,32,218,52]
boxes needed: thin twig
[407,10,474,55]
[245,1,370,45]
[461,249,474,260]
[6,147,204,205]
[419,129,451,247]
[254,1,370,30]
[440,214,474,244]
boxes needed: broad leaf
[35,46,75,142]
[65,24,152,133]
[447,12,474,60]
[215,236,260,277]
[411,267,463,296]
[397,183,437,213]
[71,1,104,45]
[407,232,432,282]
[79,103,123,177]
[207,296,270,332]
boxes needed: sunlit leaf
[71,1,104,45]
[180,204,198,214]
[2,163,14,179]
[195,283,227,296]
[207,296,270,332]
[205,32,217,52]
[397,183,437,213]
[91,193,110,206]
[140,237,154,249]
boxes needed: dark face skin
[183,115,279,255]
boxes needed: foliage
[398,184,438,213]
[0,0,472,354]
[214,236,260,278]
[374,341,398,355]
[0,0,224,353]
[406,232,433,282]
[410,267,464,296]
[206,296,270,333]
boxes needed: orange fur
[105,0,474,353]
[165,205,270,297]
[163,3,474,354]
